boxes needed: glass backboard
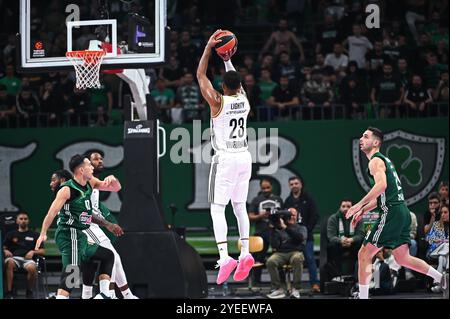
[18,0,167,72]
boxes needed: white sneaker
[331,276,344,282]
[93,293,111,299]
[290,288,301,299]
[267,288,286,299]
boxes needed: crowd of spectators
[0,0,449,128]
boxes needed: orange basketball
[214,30,238,56]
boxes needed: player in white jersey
[81,151,138,299]
[197,30,254,285]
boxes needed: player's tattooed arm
[91,214,124,237]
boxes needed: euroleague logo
[35,41,43,50]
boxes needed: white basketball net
[66,50,106,89]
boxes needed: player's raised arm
[90,175,121,192]
[197,30,223,116]
[35,186,70,250]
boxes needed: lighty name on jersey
[226,140,247,149]
[230,102,245,110]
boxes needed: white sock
[211,203,228,260]
[109,288,116,299]
[217,242,229,261]
[81,285,93,299]
[427,266,443,283]
[121,288,133,299]
[232,202,250,258]
[224,59,236,72]
[99,279,110,295]
[359,284,370,299]
[56,294,69,299]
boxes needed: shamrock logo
[386,145,423,187]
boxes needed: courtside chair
[234,236,265,295]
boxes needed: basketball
[214,30,238,56]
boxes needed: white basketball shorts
[208,150,252,205]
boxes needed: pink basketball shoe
[233,254,254,281]
[216,257,238,285]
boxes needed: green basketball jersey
[57,179,94,230]
[367,152,405,210]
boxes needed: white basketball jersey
[84,188,109,244]
[211,93,250,153]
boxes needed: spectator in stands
[89,81,113,126]
[426,204,449,293]
[366,41,390,80]
[313,53,327,74]
[159,56,184,90]
[177,31,199,73]
[284,175,320,292]
[242,74,261,121]
[315,14,341,55]
[301,69,334,120]
[339,75,368,119]
[275,51,302,87]
[260,18,305,63]
[324,43,349,74]
[404,0,427,45]
[404,75,434,117]
[424,192,442,235]
[258,67,278,99]
[16,88,40,127]
[40,81,63,127]
[267,75,300,120]
[438,181,449,206]
[3,212,45,299]
[151,78,175,124]
[424,53,448,91]
[66,87,90,126]
[266,208,306,299]
[0,65,21,96]
[398,58,413,88]
[436,40,449,65]
[383,31,401,62]
[343,24,373,69]
[257,53,277,78]
[242,54,259,78]
[326,199,364,281]
[0,84,17,128]
[405,211,419,280]
[175,72,203,123]
[433,71,449,115]
[248,179,284,284]
[371,62,404,118]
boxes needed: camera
[268,209,292,228]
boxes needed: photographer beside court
[266,208,307,299]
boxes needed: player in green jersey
[36,154,124,299]
[346,127,447,299]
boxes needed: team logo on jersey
[80,212,92,225]
[352,130,446,205]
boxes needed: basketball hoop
[66,50,106,89]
